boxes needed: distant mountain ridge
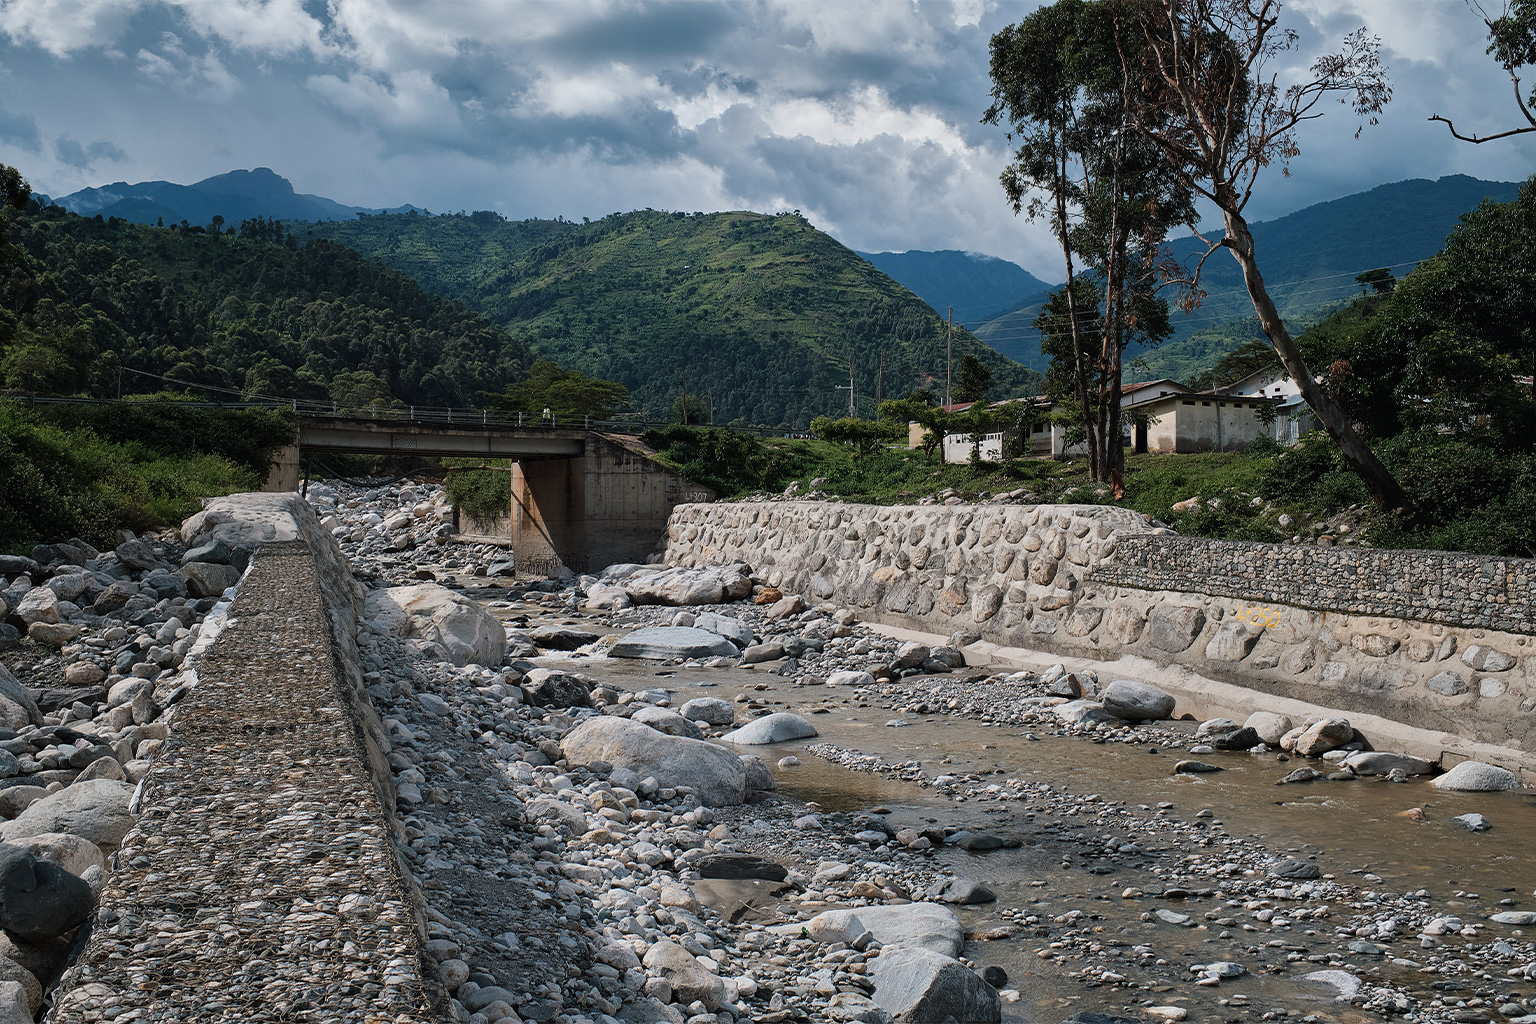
[46,167,422,226]
[854,249,1055,326]
[970,174,1524,378]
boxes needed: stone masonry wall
[661,501,1536,760]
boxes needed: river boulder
[624,566,752,606]
[721,712,818,745]
[0,845,94,943]
[1243,711,1293,746]
[0,780,135,853]
[805,902,964,957]
[363,584,506,667]
[608,626,739,661]
[693,612,754,648]
[679,697,735,726]
[1291,717,1354,757]
[630,705,703,740]
[870,946,1002,1024]
[560,717,746,805]
[1342,751,1434,777]
[1101,680,1175,721]
[1433,760,1521,791]
[521,669,593,709]
[642,939,725,1010]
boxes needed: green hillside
[297,210,1042,425]
[970,175,1522,385]
[0,206,531,405]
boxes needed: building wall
[1146,399,1274,453]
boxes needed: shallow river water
[469,583,1536,1023]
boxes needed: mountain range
[39,167,421,227]
[854,249,1054,325]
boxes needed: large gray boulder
[630,705,703,740]
[561,717,746,805]
[642,939,725,1011]
[608,626,739,661]
[1243,711,1293,746]
[624,566,752,606]
[363,584,506,667]
[1342,751,1434,777]
[805,903,964,957]
[870,946,1001,1024]
[693,612,754,648]
[1100,680,1175,721]
[679,697,735,726]
[1292,717,1354,757]
[521,668,592,709]
[177,561,241,598]
[12,590,58,628]
[0,844,94,942]
[721,712,818,745]
[0,668,40,729]
[0,780,135,853]
[181,493,304,553]
[1433,760,1521,792]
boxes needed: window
[1201,401,1211,407]
[1181,400,1194,406]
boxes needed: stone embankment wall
[50,495,440,1022]
[661,501,1536,765]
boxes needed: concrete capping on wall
[661,500,1536,768]
[50,494,441,1022]
[1095,534,1535,636]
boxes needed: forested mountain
[48,167,421,227]
[297,209,1042,425]
[855,249,1055,326]
[971,175,1523,380]
[0,204,529,406]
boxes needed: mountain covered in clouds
[972,174,1525,379]
[296,208,1041,426]
[855,249,1056,327]
[46,168,422,227]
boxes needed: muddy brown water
[476,591,1536,1022]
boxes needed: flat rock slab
[1433,760,1521,791]
[560,716,746,805]
[608,626,739,661]
[805,902,964,957]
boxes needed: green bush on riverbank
[0,400,296,553]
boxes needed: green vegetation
[484,359,628,422]
[1,199,531,406]
[445,465,512,524]
[295,209,1041,427]
[0,399,295,552]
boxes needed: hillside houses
[917,373,1306,463]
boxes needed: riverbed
[458,574,1536,1024]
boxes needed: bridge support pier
[508,435,714,575]
[264,444,301,492]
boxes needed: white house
[1217,366,1318,443]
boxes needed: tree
[1355,267,1396,294]
[0,164,28,211]
[879,397,960,462]
[1431,0,1536,143]
[488,360,630,421]
[952,354,995,404]
[671,394,710,425]
[809,416,903,459]
[1130,0,1411,513]
[986,0,1192,485]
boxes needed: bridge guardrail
[0,392,798,438]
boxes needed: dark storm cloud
[0,107,40,151]
[0,0,1530,275]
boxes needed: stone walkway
[49,542,439,1023]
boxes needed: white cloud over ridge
[0,0,1532,276]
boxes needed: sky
[0,0,1532,280]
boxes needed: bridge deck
[298,417,585,458]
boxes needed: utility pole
[834,354,856,417]
[944,307,954,408]
[680,369,688,425]
[876,350,884,406]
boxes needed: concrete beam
[297,417,584,459]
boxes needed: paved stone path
[50,542,438,1023]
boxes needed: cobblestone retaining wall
[1097,535,1534,635]
[49,496,440,1023]
[662,501,1536,759]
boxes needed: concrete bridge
[263,415,713,574]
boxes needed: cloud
[1,0,1532,281]
[0,0,139,57]
[0,107,41,151]
[54,135,126,170]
